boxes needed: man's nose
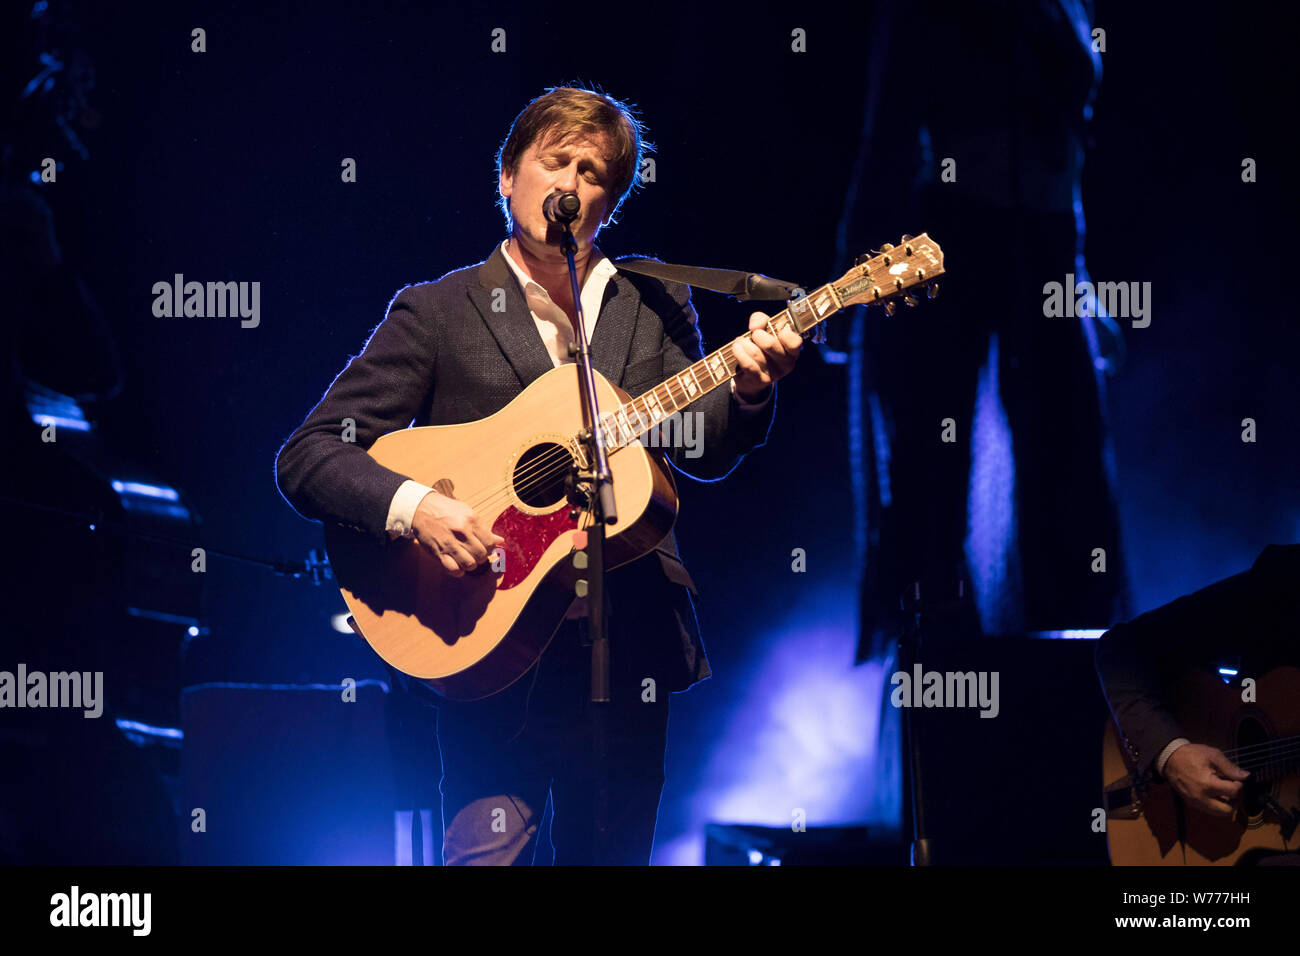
[554,164,579,192]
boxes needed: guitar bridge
[568,437,590,472]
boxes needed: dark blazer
[1095,543,1300,779]
[275,243,776,693]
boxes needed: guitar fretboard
[596,281,844,450]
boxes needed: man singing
[275,87,803,864]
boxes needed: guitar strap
[613,257,804,302]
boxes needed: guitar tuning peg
[903,296,918,308]
[883,302,897,317]
[925,283,940,299]
[854,253,871,266]
[900,234,913,242]
[878,242,895,253]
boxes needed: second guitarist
[1096,543,1300,863]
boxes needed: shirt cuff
[731,378,772,411]
[1155,737,1191,776]
[387,479,434,539]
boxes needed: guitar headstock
[835,233,944,314]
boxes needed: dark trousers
[434,618,671,865]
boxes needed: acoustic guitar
[326,235,944,699]
[1102,666,1300,864]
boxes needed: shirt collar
[498,239,617,296]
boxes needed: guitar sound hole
[513,442,573,508]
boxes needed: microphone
[543,191,581,224]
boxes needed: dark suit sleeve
[1094,547,1293,779]
[656,281,776,481]
[274,285,439,543]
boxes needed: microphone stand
[555,213,618,861]
[898,575,970,866]
[898,581,932,866]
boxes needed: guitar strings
[465,355,723,511]
[453,295,877,526]
[444,278,896,522]
[1231,751,1300,772]
[1224,734,1300,758]
[482,318,797,510]
[464,337,753,514]
[466,319,809,513]
[1221,738,1300,776]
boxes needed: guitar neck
[597,283,838,451]
[596,232,944,451]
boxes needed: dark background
[3,1,1294,864]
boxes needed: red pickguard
[493,505,579,589]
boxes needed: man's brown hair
[496,86,652,229]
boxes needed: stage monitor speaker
[705,823,906,865]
